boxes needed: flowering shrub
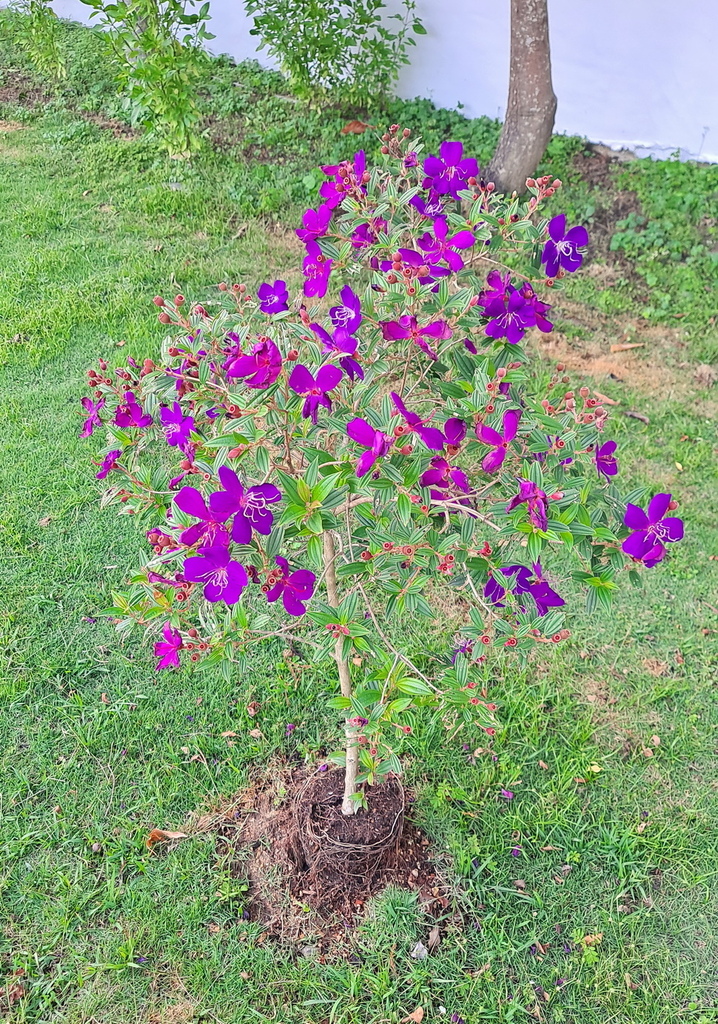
[83,125,684,815]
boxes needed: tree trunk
[487,0,557,195]
[322,531,359,815]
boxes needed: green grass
[2,51,718,1024]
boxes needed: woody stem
[322,530,359,815]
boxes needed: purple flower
[487,563,564,616]
[351,218,387,248]
[319,151,366,208]
[595,440,618,480]
[154,621,182,670]
[174,487,231,547]
[265,556,315,616]
[506,478,548,531]
[160,402,194,448]
[329,285,362,333]
[422,140,478,198]
[410,189,445,218]
[114,392,152,429]
[444,417,467,448]
[209,466,282,543]
[519,282,553,333]
[528,563,566,616]
[500,789,514,800]
[312,322,364,381]
[542,214,589,278]
[510,846,522,857]
[403,151,418,168]
[417,216,476,272]
[80,396,104,437]
[346,418,394,477]
[390,392,445,450]
[225,338,282,389]
[303,240,332,298]
[95,449,121,480]
[381,315,452,361]
[285,722,296,735]
[475,409,522,473]
[183,545,248,604]
[288,363,342,424]
[463,337,478,354]
[622,493,683,567]
[479,270,512,307]
[296,204,332,244]
[484,289,537,345]
[257,280,289,314]
[419,456,469,499]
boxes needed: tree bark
[322,531,359,816]
[487,0,557,195]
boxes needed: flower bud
[526,178,536,188]
[153,296,165,307]
[381,145,389,155]
[287,349,299,361]
[579,386,590,398]
[403,127,411,137]
[387,273,398,284]
[668,499,679,510]
[158,312,171,324]
[218,282,228,291]
[486,182,495,192]
[174,294,185,306]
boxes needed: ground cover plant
[1,14,718,1024]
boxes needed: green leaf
[397,491,411,525]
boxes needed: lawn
[2,23,718,1024]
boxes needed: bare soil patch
[190,768,448,943]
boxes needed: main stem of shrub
[322,530,359,815]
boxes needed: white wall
[47,0,718,161]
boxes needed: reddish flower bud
[480,635,491,645]
[158,312,171,324]
[218,282,228,291]
[286,349,299,361]
[579,386,590,398]
[152,296,165,307]
[174,294,185,307]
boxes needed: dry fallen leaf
[573,777,587,784]
[642,658,668,677]
[540,845,561,851]
[513,878,527,889]
[341,119,375,135]
[588,763,603,773]
[246,701,261,717]
[642,747,654,758]
[221,730,238,738]
[624,410,650,425]
[582,932,603,946]
[410,940,429,960]
[427,926,441,951]
[101,693,110,705]
[650,734,661,746]
[538,760,549,770]
[401,1008,424,1023]
[248,728,263,739]
[610,342,645,353]
[38,516,52,527]
[593,390,620,405]
[146,828,189,849]
[637,820,649,833]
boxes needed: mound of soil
[209,768,448,941]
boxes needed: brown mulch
[205,768,449,942]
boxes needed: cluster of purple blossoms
[595,440,618,480]
[420,457,470,500]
